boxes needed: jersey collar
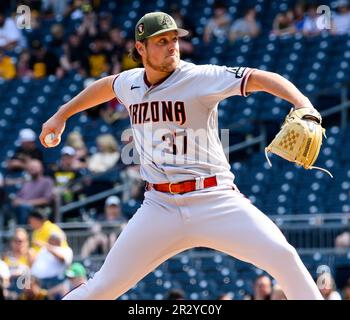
[143,70,174,89]
[143,60,185,90]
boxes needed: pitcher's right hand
[39,114,66,148]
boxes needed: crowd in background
[0,1,350,80]
[0,0,350,300]
[203,0,350,44]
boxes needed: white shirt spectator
[332,12,350,34]
[230,18,261,39]
[326,290,342,300]
[31,246,73,279]
[303,16,324,34]
[88,152,120,173]
[0,259,10,281]
[0,17,22,48]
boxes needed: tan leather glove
[265,107,333,177]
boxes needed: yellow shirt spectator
[3,228,34,276]
[0,54,16,79]
[30,220,68,253]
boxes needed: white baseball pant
[63,185,323,300]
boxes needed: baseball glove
[264,107,333,177]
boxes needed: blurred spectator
[106,27,125,74]
[65,132,88,170]
[87,134,120,173]
[0,171,6,208]
[97,12,113,40]
[100,98,129,125]
[0,279,5,300]
[65,262,87,288]
[80,223,109,258]
[2,228,35,280]
[7,128,43,172]
[303,4,323,37]
[0,259,10,300]
[48,24,65,56]
[31,233,73,289]
[77,8,97,39]
[293,2,306,32]
[98,195,126,223]
[121,165,145,203]
[41,0,69,18]
[171,5,196,37]
[49,146,84,205]
[66,0,88,20]
[60,33,86,75]
[0,48,16,79]
[81,196,125,257]
[18,276,49,300]
[29,40,62,79]
[0,11,22,50]
[165,288,185,300]
[331,0,350,35]
[121,39,141,71]
[229,8,261,42]
[335,230,350,248]
[342,278,350,300]
[106,27,125,56]
[252,275,272,300]
[317,272,342,300]
[81,77,104,119]
[86,37,110,77]
[49,262,87,298]
[270,283,287,300]
[28,210,68,253]
[16,49,33,78]
[272,9,296,36]
[12,159,54,225]
[203,2,232,43]
[170,7,194,59]
[217,292,233,300]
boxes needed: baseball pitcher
[40,12,324,300]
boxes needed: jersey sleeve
[111,72,126,105]
[197,65,256,105]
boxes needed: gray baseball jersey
[63,61,323,301]
[112,60,254,184]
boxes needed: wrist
[55,107,68,122]
[294,97,315,110]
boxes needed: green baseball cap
[135,12,189,41]
[65,263,87,278]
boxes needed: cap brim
[147,28,189,39]
[65,271,75,278]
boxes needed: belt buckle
[169,183,180,194]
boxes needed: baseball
[44,133,56,147]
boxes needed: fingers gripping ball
[44,133,59,147]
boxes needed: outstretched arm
[245,70,314,110]
[39,75,116,147]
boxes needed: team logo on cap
[161,14,172,27]
[137,23,145,36]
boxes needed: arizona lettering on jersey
[112,60,255,184]
[129,101,186,125]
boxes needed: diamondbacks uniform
[113,60,253,184]
[63,61,323,300]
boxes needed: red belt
[146,176,218,194]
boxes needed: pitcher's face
[137,30,180,73]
